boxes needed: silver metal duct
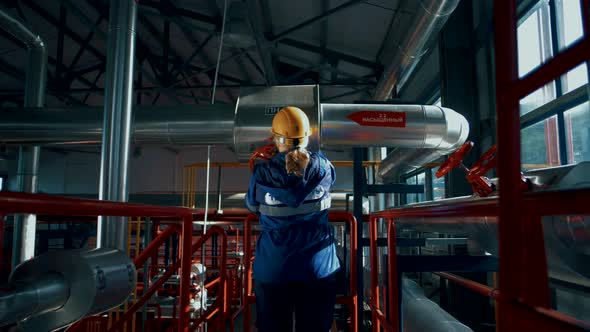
[0,105,235,145]
[98,0,138,250]
[0,85,468,166]
[389,162,590,288]
[1,248,136,331]
[321,104,468,149]
[0,273,69,327]
[373,0,461,179]
[402,278,473,332]
[373,0,460,100]
[0,8,48,266]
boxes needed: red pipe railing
[109,225,228,332]
[0,191,197,332]
[492,0,590,329]
[242,211,358,332]
[368,189,590,331]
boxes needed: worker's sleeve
[245,168,260,214]
[328,160,336,188]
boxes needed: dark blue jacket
[245,151,340,283]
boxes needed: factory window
[517,0,589,171]
[404,172,424,204]
[432,167,445,200]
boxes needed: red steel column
[387,219,399,332]
[349,214,358,332]
[369,217,380,332]
[243,216,253,332]
[178,214,193,331]
[493,0,525,330]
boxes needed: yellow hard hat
[271,106,311,147]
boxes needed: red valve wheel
[469,144,497,177]
[435,141,474,178]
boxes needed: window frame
[518,0,589,167]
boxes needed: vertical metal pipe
[425,168,433,201]
[97,0,137,250]
[0,9,47,267]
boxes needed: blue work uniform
[245,150,340,283]
[246,150,340,332]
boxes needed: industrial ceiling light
[224,1,256,49]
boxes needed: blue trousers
[255,274,336,332]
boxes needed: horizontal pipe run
[0,105,235,146]
[0,273,69,327]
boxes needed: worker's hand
[249,144,277,172]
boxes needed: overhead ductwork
[372,0,462,179]
[0,86,469,163]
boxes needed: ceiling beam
[247,0,277,85]
[21,0,105,62]
[279,38,381,71]
[66,15,105,74]
[139,0,219,27]
[55,4,67,81]
[269,0,365,42]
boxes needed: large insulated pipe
[373,0,460,100]
[0,105,235,146]
[402,278,473,332]
[321,103,468,183]
[0,248,136,331]
[0,9,47,266]
[320,104,468,149]
[372,0,461,179]
[0,273,69,326]
[0,102,468,154]
[97,0,137,250]
[0,86,469,171]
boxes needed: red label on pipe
[346,111,406,128]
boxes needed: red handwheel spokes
[469,144,497,178]
[435,141,474,178]
[466,145,497,197]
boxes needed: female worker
[245,106,340,332]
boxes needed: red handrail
[0,191,195,332]
[108,225,228,332]
[368,189,590,331]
